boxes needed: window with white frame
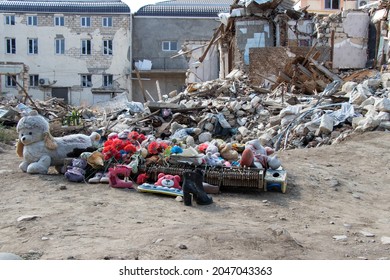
[81,39,91,55]
[102,17,112,27]
[28,38,38,54]
[103,74,113,87]
[27,15,38,26]
[55,38,65,54]
[54,16,64,26]
[81,17,91,27]
[29,75,39,87]
[6,75,17,87]
[81,75,92,87]
[103,40,113,55]
[162,41,178,51]
[6,38,16,54]
[325,0,340,9]
[5,15,15,25]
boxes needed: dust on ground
[0,131,389,260]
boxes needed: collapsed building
[1,1,390,193]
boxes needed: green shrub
[0,123,18,144]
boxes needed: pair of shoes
[88,172,109,184]
[182,169,213,206]
[100,173,109,184]
[88,172,102,183]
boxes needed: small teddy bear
[155,173,182,190]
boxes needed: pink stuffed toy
[155,173,181,190]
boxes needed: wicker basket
[146,164,264,191]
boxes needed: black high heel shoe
[182,170,213,206]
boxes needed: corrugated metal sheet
[0,1,130,14]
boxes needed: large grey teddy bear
[16,110,100,174]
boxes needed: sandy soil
[0,131,389,260]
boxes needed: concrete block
[375,112,390,121]
[238,126,249,136]
[357,116,380,132]
[379,121,390,130]
[374,98,390,113]
[352,116,364,129]
[319,114,334,134]
[341,81,358,94]
[381,73,390,88]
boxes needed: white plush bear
[16,110,100,174]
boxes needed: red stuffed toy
[155,173,181,190]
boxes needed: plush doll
[169,122,201,146]
[219,143,239,161]
[64,158,87,182]
[203,152,224,167]
[197,143,208,154]
[136,173,149,185]
[16,110,100,174]
[240,139,281,169]
[155,173,182,190]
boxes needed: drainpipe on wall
[22,64,29,98]
[127,12,133,101]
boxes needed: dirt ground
[0,131,389,260]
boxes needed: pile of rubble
[94,69,388,152]
[1,68,389,153]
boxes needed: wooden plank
[134,67,148,103]
[156,80,162,101]
[278,71,292,82]
[297,64,313,78]
[309,58,341,81]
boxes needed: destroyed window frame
[29,74,39,87]
[6,38,16,54]
[28,38,38,55]
[54,16,65,26]
[55,38,65,55]
[6,75,17,87]
[5,15,15,25]
[27,15,38,26]
[103,39,113,55]
[81,74,92,88]
[162,41,178,52]
[81,39,91,55]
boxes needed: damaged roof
[135,0,231,17]
[0,0,130,14]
